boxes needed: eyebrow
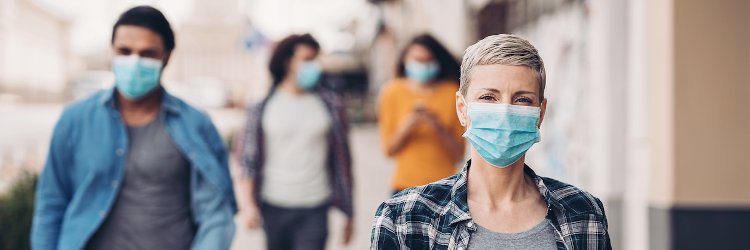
[480,88,501,93]
[513,90,539,96]
[113,43,160,51]
[479,88,538,96]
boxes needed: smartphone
[413,101,427,113]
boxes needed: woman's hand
[418,109,443,129]
[419,109,465,162]
[398,112,423,135]
[386,112,423,156]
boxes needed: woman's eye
[479,95,496,101]
[515,97,533,103]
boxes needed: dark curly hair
[396,34,460,83]
[268,34,321,86]
[111,6,175,52]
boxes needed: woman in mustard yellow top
[379,34,466,192]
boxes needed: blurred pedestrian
[371,34,612,249]
[378,34,466,194]
[31,6,236,250]
[235,34,354,250]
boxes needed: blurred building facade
[0,0,72,102]
[164,0,269,107]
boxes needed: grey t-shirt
[87,113,195,250]
[467,219,558,250]
[260,90,332,208]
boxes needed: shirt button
[112,180,119,188]
[99,211,106,218]
[115,149,124,156]
[467,222,474,227]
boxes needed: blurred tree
[0,172,37,250]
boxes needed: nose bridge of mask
[113,55,163,69]
[467,103,540,128]
[467,102,541,116]
[406,60,430,71]
[138,57,164,69]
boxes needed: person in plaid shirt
[371,34,611,250]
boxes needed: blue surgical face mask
[461,98,541,168]
[405,61,440,83]
[297,61,322,90]
[112,55,163,100]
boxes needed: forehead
[466,64,539,94]
[112,25,165,50]
[405,44,433,59]
[294,44,318,57]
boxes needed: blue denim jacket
[31,88,237,250]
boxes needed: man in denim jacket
[31,6,236,250]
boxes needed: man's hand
[239,205,261,229]
[342,218,354,245]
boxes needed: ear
[162,51,172,68]
[456,92,468,127]
[537,98,547,128]
[287,58,298,76]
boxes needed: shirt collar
[98,87,181,114]
[447,160,565,226]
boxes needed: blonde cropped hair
[459,34,546,100]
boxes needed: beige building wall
[672,0,750,206]
[650,0,750,208]
[647,0,750,248]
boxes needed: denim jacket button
[112,180,119,188]
[115,149,124,156]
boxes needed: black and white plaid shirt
[371,160,611,250]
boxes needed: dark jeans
[261,202,329,250]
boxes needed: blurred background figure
[30,6,236,250]
[377,34,465,194]
[1,0,749,249]
[235,34,354,250]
